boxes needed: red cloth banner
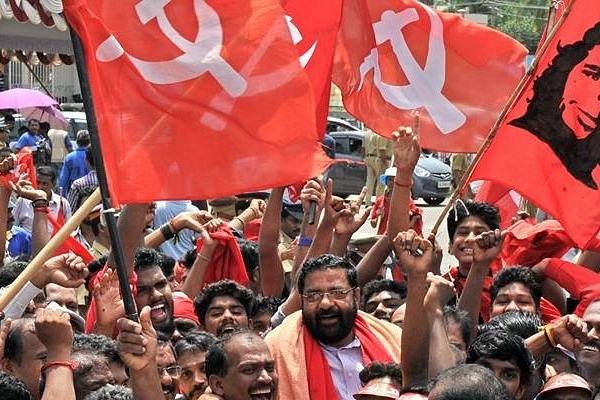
[471,0,600,249]
[282,0,343,135]
[332,0,527,152]
[63,0,330,203]
[474,180,521,230]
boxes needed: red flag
[500,219,575,267]
[46,214,95,263]
[0,149,36,189]
[332,0,527,152]
[63,0,330,204]
[470,0,600,249]
[474,180,521,230]
[282,0,343,135]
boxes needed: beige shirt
[363,129,393,159]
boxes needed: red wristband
[394,179,413,188]
[41,360,78,374]
[33,207,49,214]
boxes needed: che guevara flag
[470,0,600,249]
[63,0,330,203]
[332,0,528,153]
[282,0,343,135]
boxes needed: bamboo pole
[0,187,101,311]
[429,0,576,236]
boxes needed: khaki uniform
[363,130,393,205]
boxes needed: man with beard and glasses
[194,280,255,336]
[265,254,402,400]
[175,331,217,400]
[205,329,278,400]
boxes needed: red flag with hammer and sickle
[332,0,528,153]
[63,0,330,203]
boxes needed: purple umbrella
[0,88,58,109]
[20,106,69,129]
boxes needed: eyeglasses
[301,287,356,303]
[158,365,182,378]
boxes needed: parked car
[327,130,453,205]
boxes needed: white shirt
[12,191,72,233]
[320,337,364,400]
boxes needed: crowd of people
[0,120,598,400]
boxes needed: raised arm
[425,273,461,378]
[456,229,504,340]
[179,219,222,299]
[258,187,285,297]
[394,230,435,387]
[36,308,76,400]
[386,126,420,240]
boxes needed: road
[356,198,458,273]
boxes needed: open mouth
[150,302,168,322]
[249,387,274,400]
[218,323,238,335]
[317,314,341,327]
[582,342,600,352]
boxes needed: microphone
[308,200,317,225]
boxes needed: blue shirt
[14,131,39,151]
[7,225,32,257]
[59,148,89,194]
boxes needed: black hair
[83,385,133,400]
[443,305,472,348]
[36,165,56,183]
[479,310,542,339]
[71,351,113,400]
[205,329,260,378]
[174,331,217,358]
[75,186,98,211]
[359,361,402,387]
[156,253,176,279]
[428,364,509,400]
[297,254,358,294]
[0,370,31,400]
[76,130,91,147]
[466,330,533,387]
[180,248,197,269]
[447,201,500,243]
[4,318,34,364]
[73,334,121,365]
[361,279,407,310]
[236,238,259,276]
[134,247,160,272]
[0,260,29,288]
[194,279,256,326]
[251,296,283,318]
[490,267,542,310]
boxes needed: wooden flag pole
[0,188,101,311]
[429,0,576,237]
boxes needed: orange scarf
[303,314,394,400]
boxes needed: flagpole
[429,0,576,236]
[68,28,139,323]
[0,188,101,311]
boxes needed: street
[356,197,458,273]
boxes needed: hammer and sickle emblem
[95,0,247,98]
[285,15,318,68]
[358,6,466,134]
